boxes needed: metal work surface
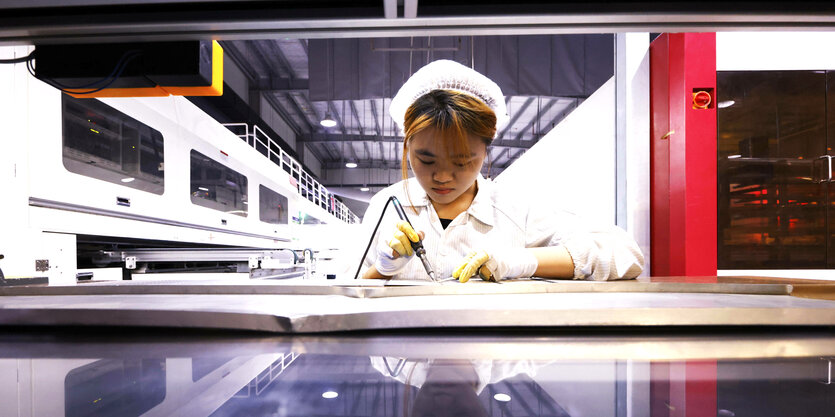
[1,282,835,332]
[0,279,795,298]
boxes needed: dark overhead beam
[514,97,558,141]
[498,96,535,140]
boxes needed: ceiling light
[121,177,135,183]
[320,113,337,128]
[322,391,339,399]
[360,187,370,192]
[198,187,209,191]
[345,162,358,168]
[717,100,735,109]
[493,393,511,402]
[727,154,742,159]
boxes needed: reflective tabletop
[2,330,833,417]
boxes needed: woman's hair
[401,90,497,181]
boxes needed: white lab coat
[360,174,644,281]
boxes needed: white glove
[374,220,424,276]
[452,248,538,283]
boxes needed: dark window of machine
[62,95,165,194]
[717,71,831,269]
[190,150,248,217]
[65,359,166,417]
[259,185,289,225]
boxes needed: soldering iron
[389,196,437,282]
[352,195,438,282]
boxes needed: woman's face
[408,128,488,205]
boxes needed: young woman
[361,60,643,282]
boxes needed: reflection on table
[0,332,833,416]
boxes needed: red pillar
[649,33,718,417]
[650,33,717,279]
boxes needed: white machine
[0,45,357,284]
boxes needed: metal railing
[233,351,300,398]
[222,123,359,224]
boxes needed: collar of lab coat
[400,174,496,227]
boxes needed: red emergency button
[692,90,712,109]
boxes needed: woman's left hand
[451,248,539,283]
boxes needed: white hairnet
[389,59,509,138]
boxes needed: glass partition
[717,71,829,269]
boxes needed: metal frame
[5,14,835,45]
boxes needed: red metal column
[649,33,718,417]
[650,33,717,279]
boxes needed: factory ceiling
[220,34,613,188]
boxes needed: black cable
[353,197,396,279]
[32,51,143,94]
[24,49,143,94]
[31,50,138,90]
[0,51,35,64]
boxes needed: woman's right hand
[374,220,425,277]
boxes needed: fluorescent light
[360,187,370,192]
[322,391,338,399]
[243,201,248,205]
[717,100,735,109]
[493,393,511,402]
[320,113,337,128]
[345,162,358,168]
[198,187,209,191]
[727,154,742,159]
[121,177,135,183]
